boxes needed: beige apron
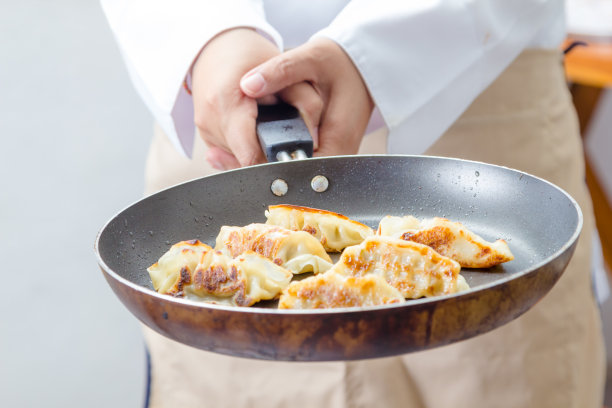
[142,49,605,408]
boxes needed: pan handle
[256,102,314,162]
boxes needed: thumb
[240,48,314,98]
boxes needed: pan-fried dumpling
[214,224,271,258]
[376,215,420,235]
[265,204,373,252]
[184,250,293,306]
[336,236,469,298]
[377,216,514,268]
[147,239,212,295]
[278,270,404,309]
[215,223,333,274]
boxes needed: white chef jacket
[101,0,565,158]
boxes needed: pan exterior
[95,155,582,361]
[99,235,576,361]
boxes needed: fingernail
[240,72,265,94]
[312,127,319,150]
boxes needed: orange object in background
[563,38,612,87]
[563,37,612,277]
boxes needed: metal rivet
[311,175,329,193]
[271,179,288,196]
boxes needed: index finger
[223,102,266,167]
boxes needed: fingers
[278,82,323,150]
[205,146,241,170]
[256,94,279,105]
[205,84,321,169]
[196,100,263,169]
[190,28,283,170]
[223,102,266,167]
[199,98,265,169]
[312,87,372,158]
[240,47,316,98]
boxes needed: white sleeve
[312,0,565,154]
[101,0,283,157]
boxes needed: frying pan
[95,150,581,361]
[96,103,581,361]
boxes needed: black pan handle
[256,102,313,162]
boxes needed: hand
[192,28,321,169]
[240,37,374,157]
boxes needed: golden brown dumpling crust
[278,271,404,309]
[215,223,333,274]
[192,261,247,303]
[147,239,212,296]
[149,249,293,307]
[337,236,468,299]
[378,216,514,268]
[265,204,373,252]
[220,224,272,258]
[271,204,355,221]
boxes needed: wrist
[187,28,280,96]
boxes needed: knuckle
[306,42,327,66]
[275,56,295,82]
[304,96,324,118]
[240,151,262,167]
[197,129,216,147]
[193,96,217,130]
[194,112,207,130]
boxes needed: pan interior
[97,156,580,302]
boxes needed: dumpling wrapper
[214,223,271,257]
[147,239,212,295]
[278,269,404,309]
[265,204,373,252]
[336,236,469,299]
[377,216,514,268]
[184,250,293,307]
[215,223,333,274]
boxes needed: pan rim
[94,154,583,315]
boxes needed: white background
[0,2,148,407]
